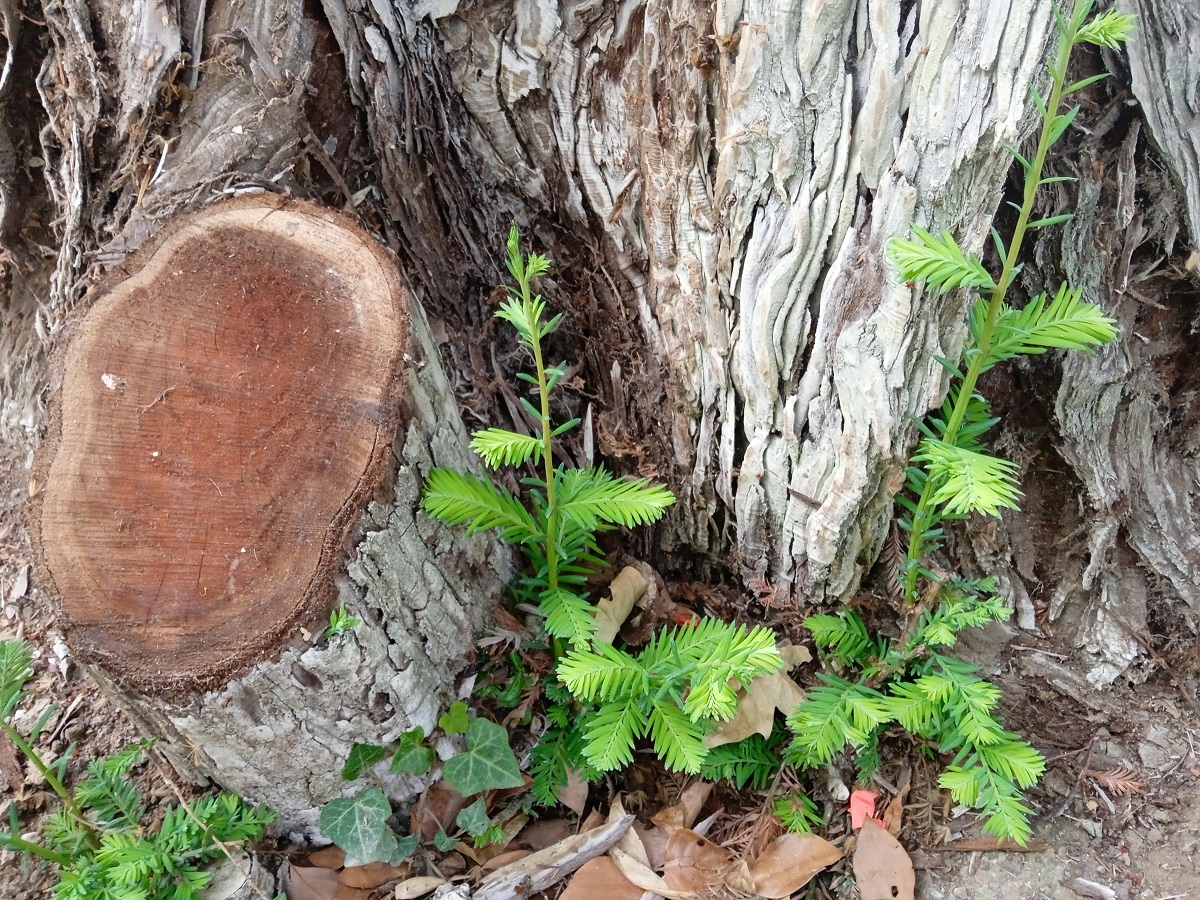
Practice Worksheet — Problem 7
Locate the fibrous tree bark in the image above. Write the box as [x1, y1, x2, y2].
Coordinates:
[2, 0, 1198, 828]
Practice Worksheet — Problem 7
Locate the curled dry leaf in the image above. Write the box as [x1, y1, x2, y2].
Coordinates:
[609, 846, 695, 900]
[853, 818, 915, 900]
[651, 782, 713, 835]
[703, 665, 808, 748]
[285, 863, 341, 900]
[559, 856, 644, 900]
[339, 860, 405, 889]
[662, 828, 752, 895]
[609, 795, 652, 866]
[307, 846, 347, 869]
[748, 832, 843, 899]
[393, 876, 446, 899]
[594, 566, 649, 643]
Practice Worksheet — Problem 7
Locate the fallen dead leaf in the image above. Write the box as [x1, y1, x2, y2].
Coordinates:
[335, 885, 371, 900]
[609, 846, 695, 899]
[394, 876, 446, 899]
[651, 782, 712, 835]
[579, 808, 606, 833]
[594, 566, 648, 643]
[636, 821, 670, 871]
[883, 786, 909, 837]
[559, 856, 644, 900]
[853, 818, 915, 900]
[520, 818, 572, 851]
[413, 781, 467, 842]
[560, 766, 590, 817]
[748, 832, 843, 899]
[704, 652, 808, 748]
[338, 861, 404, 889]
[609, 795, 652, 866]
[779, 644, 813, 668]
[286, 863, 341, 900]
[662, 828, 749, 895]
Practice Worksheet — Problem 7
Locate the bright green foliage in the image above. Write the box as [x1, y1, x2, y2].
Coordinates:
[699, 731, 784, 790]
[323, 603, 360, 639]
[454, 799, 505, 848]
[796, 0, 1131, 846]
[528, 682, 598, 805]
[887, 227, 996, 293]
[441, 717, 525, 797]
[439, 700, 470, 734]
[320, 787, 412, 867]
[559, 620, 781, 774]
[773, 792, 823, 834]
[422, 227, 675, 654]
[0, 638, 274, 899]
[390, 727, 435, 776]
[424, 231, 792, 781]
[341, 743, 386, 780]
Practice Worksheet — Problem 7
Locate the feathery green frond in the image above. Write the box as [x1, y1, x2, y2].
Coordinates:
[1074, 8, 1136, 48]
[647, 701, 708, 773]
[914, 439, 1022, 517]
[421, 469, 542, 543]
[785, 676, 889, 769]
[970, 283, 1118, 371]
[700, 732, 783, 790]
[556, 467, 676, 531]
[888, 226, 996, 293]
[804, 608, 882, 665]
[580, 703, 647, 772]
[558, 642, 643, 701]
[470, 428, 543, 469]
[0, 639, 33, 714]
[541, 587, 598, 648]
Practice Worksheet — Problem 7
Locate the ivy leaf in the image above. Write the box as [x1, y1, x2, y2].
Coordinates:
[433, 829, 458, 852]
[390, 728, 434, 776]
[442, 718, 524, 796]
[455, 798, 491, 838]
[439, 701, 469, 735]
[318, 788, 403, 866]
[341, 744, 386, 781]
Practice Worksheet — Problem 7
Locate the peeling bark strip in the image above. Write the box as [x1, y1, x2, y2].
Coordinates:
[33, 196, 410, 692]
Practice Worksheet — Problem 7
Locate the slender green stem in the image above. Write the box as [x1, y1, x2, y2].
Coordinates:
[904, 6, 1082, 604]
[0, 832, 75, 868]
[524, 283, 560, 593]
[1, 721, 99, 847]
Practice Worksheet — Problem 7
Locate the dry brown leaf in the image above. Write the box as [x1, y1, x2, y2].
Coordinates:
[779, 644, 813, 668]
[662, 828, 748, 894]
[594, 566, 649, 643]
[704, 668, 807, 748]
[609, 846, 695, 899]
[335, 885, 372, 900]
[338, 861, 404, 889]
[560, 766, 590, 817]
[413, 781, 467, 842]
[520, 818, 573, 850]
[579, 808, 606, 833]
[559, 856, 644, 900]
[748, 832, 843, 899]
[307, 846, 347, 869]
[393, 876, 446, 899]
[651, 782, 713, 835]
[286, 863, 341, 900]
[637, 821, 670, 871]
[1087, 766, 1146, 796]
[609, 795, 651, 866]
[853, 818, 915, 900]
[882, 787, 909, 837]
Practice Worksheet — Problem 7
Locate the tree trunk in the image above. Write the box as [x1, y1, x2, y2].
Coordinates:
[3, 0, 1198, 827]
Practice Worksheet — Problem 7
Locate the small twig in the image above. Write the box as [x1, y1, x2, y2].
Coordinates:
[148, 748, 276, 900]
[137, 385, 177, 414]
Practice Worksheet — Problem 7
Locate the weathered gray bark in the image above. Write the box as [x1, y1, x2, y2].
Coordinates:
[4, 0, 1199, 828]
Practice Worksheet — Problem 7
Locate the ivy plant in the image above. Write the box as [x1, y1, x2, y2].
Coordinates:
[784, 0, 1133, 845]
[318, 708, 522, 865]
[0, 639, 276, 900]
